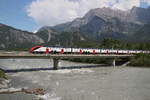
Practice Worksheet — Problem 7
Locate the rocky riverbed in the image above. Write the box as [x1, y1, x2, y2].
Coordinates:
[0, 71, 45, 100]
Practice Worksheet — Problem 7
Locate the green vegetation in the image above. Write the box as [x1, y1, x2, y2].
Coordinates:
[0, 70, 7, 79]
[98, 39, 150, 50]
[70, 38, 150, 66]
[129, 54, 150, 67]
[75, 38, 150, 50]
[6, 48, 29, 51]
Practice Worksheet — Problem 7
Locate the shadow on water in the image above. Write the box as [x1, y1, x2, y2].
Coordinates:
[3, 64, 110, 73]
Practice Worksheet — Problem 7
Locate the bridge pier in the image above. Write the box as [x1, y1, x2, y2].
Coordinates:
[53, 58, 59, 70]
[113, 58, 116, 67]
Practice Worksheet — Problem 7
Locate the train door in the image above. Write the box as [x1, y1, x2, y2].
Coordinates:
[46, 48, 49, 54]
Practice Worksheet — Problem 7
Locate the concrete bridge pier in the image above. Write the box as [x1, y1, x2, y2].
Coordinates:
[113, 58, 116, 67]
[53, 58, 59, 70]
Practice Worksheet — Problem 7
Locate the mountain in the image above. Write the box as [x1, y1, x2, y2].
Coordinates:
[36, 26, 60, 43]
[36, 27, 86, 47]
[1, 7, 149, 49]
[53, 7, 150, 30]
[38, 7, 150, 42]
[132, 24, 150, 42]
[130, 7, 150, 24]
[0, 23, 44, 49]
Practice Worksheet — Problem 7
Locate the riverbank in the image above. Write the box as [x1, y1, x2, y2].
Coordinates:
[0, 69, 45, 100]
[129, 54, 150, 67]
[0, 88, 45, 95]
[0, 70, 9, 89]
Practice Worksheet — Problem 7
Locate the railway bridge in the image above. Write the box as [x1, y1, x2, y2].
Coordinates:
[0, 51, 134, 70]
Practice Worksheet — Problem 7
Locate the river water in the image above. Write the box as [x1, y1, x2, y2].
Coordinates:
[0, 59, 150, 100]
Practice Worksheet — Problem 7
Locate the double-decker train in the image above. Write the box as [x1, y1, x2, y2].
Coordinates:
[29, 46, 150, 54]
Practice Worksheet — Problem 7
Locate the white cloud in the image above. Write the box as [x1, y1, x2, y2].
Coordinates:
[26, 0, 150, 27]
[112, 0, 140, 10]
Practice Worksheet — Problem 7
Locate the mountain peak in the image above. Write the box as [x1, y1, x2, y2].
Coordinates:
[37, 6, 150, 44]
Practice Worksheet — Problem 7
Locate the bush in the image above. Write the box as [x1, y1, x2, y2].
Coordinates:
[0, 70, 7, 79]
[130, 53, 150, 67]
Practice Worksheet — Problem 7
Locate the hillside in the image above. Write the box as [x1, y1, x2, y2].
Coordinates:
[0, 23, 44, 49]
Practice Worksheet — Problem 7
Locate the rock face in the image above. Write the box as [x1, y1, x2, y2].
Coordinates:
[36, 28, 86, 47]
[36, 26, 60, 43]
[132, 24, 150, 42]
[38, 7, 150, 42]
[0, 23, 44, 49]
[53, 7, 150, 31]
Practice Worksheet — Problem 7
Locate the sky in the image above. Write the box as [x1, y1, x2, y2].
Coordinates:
[0, 0, 150, 32]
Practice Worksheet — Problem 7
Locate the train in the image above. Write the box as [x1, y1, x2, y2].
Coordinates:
[29, 46, 150, 54]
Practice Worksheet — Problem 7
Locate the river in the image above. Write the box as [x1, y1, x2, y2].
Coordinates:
[0, 59, 150, 100]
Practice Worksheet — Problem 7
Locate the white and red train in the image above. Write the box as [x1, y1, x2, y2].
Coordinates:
[29, 46, 150, 54]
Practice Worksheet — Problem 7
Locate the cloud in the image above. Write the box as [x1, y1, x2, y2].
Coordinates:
[112, 0, 140, 10]
[26, 0, 108, 26]
[26, 0, 150, 26]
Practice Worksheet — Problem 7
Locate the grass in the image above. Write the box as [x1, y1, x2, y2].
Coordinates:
[0, 70, 7, 79]
[129, 53, 150, 67]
